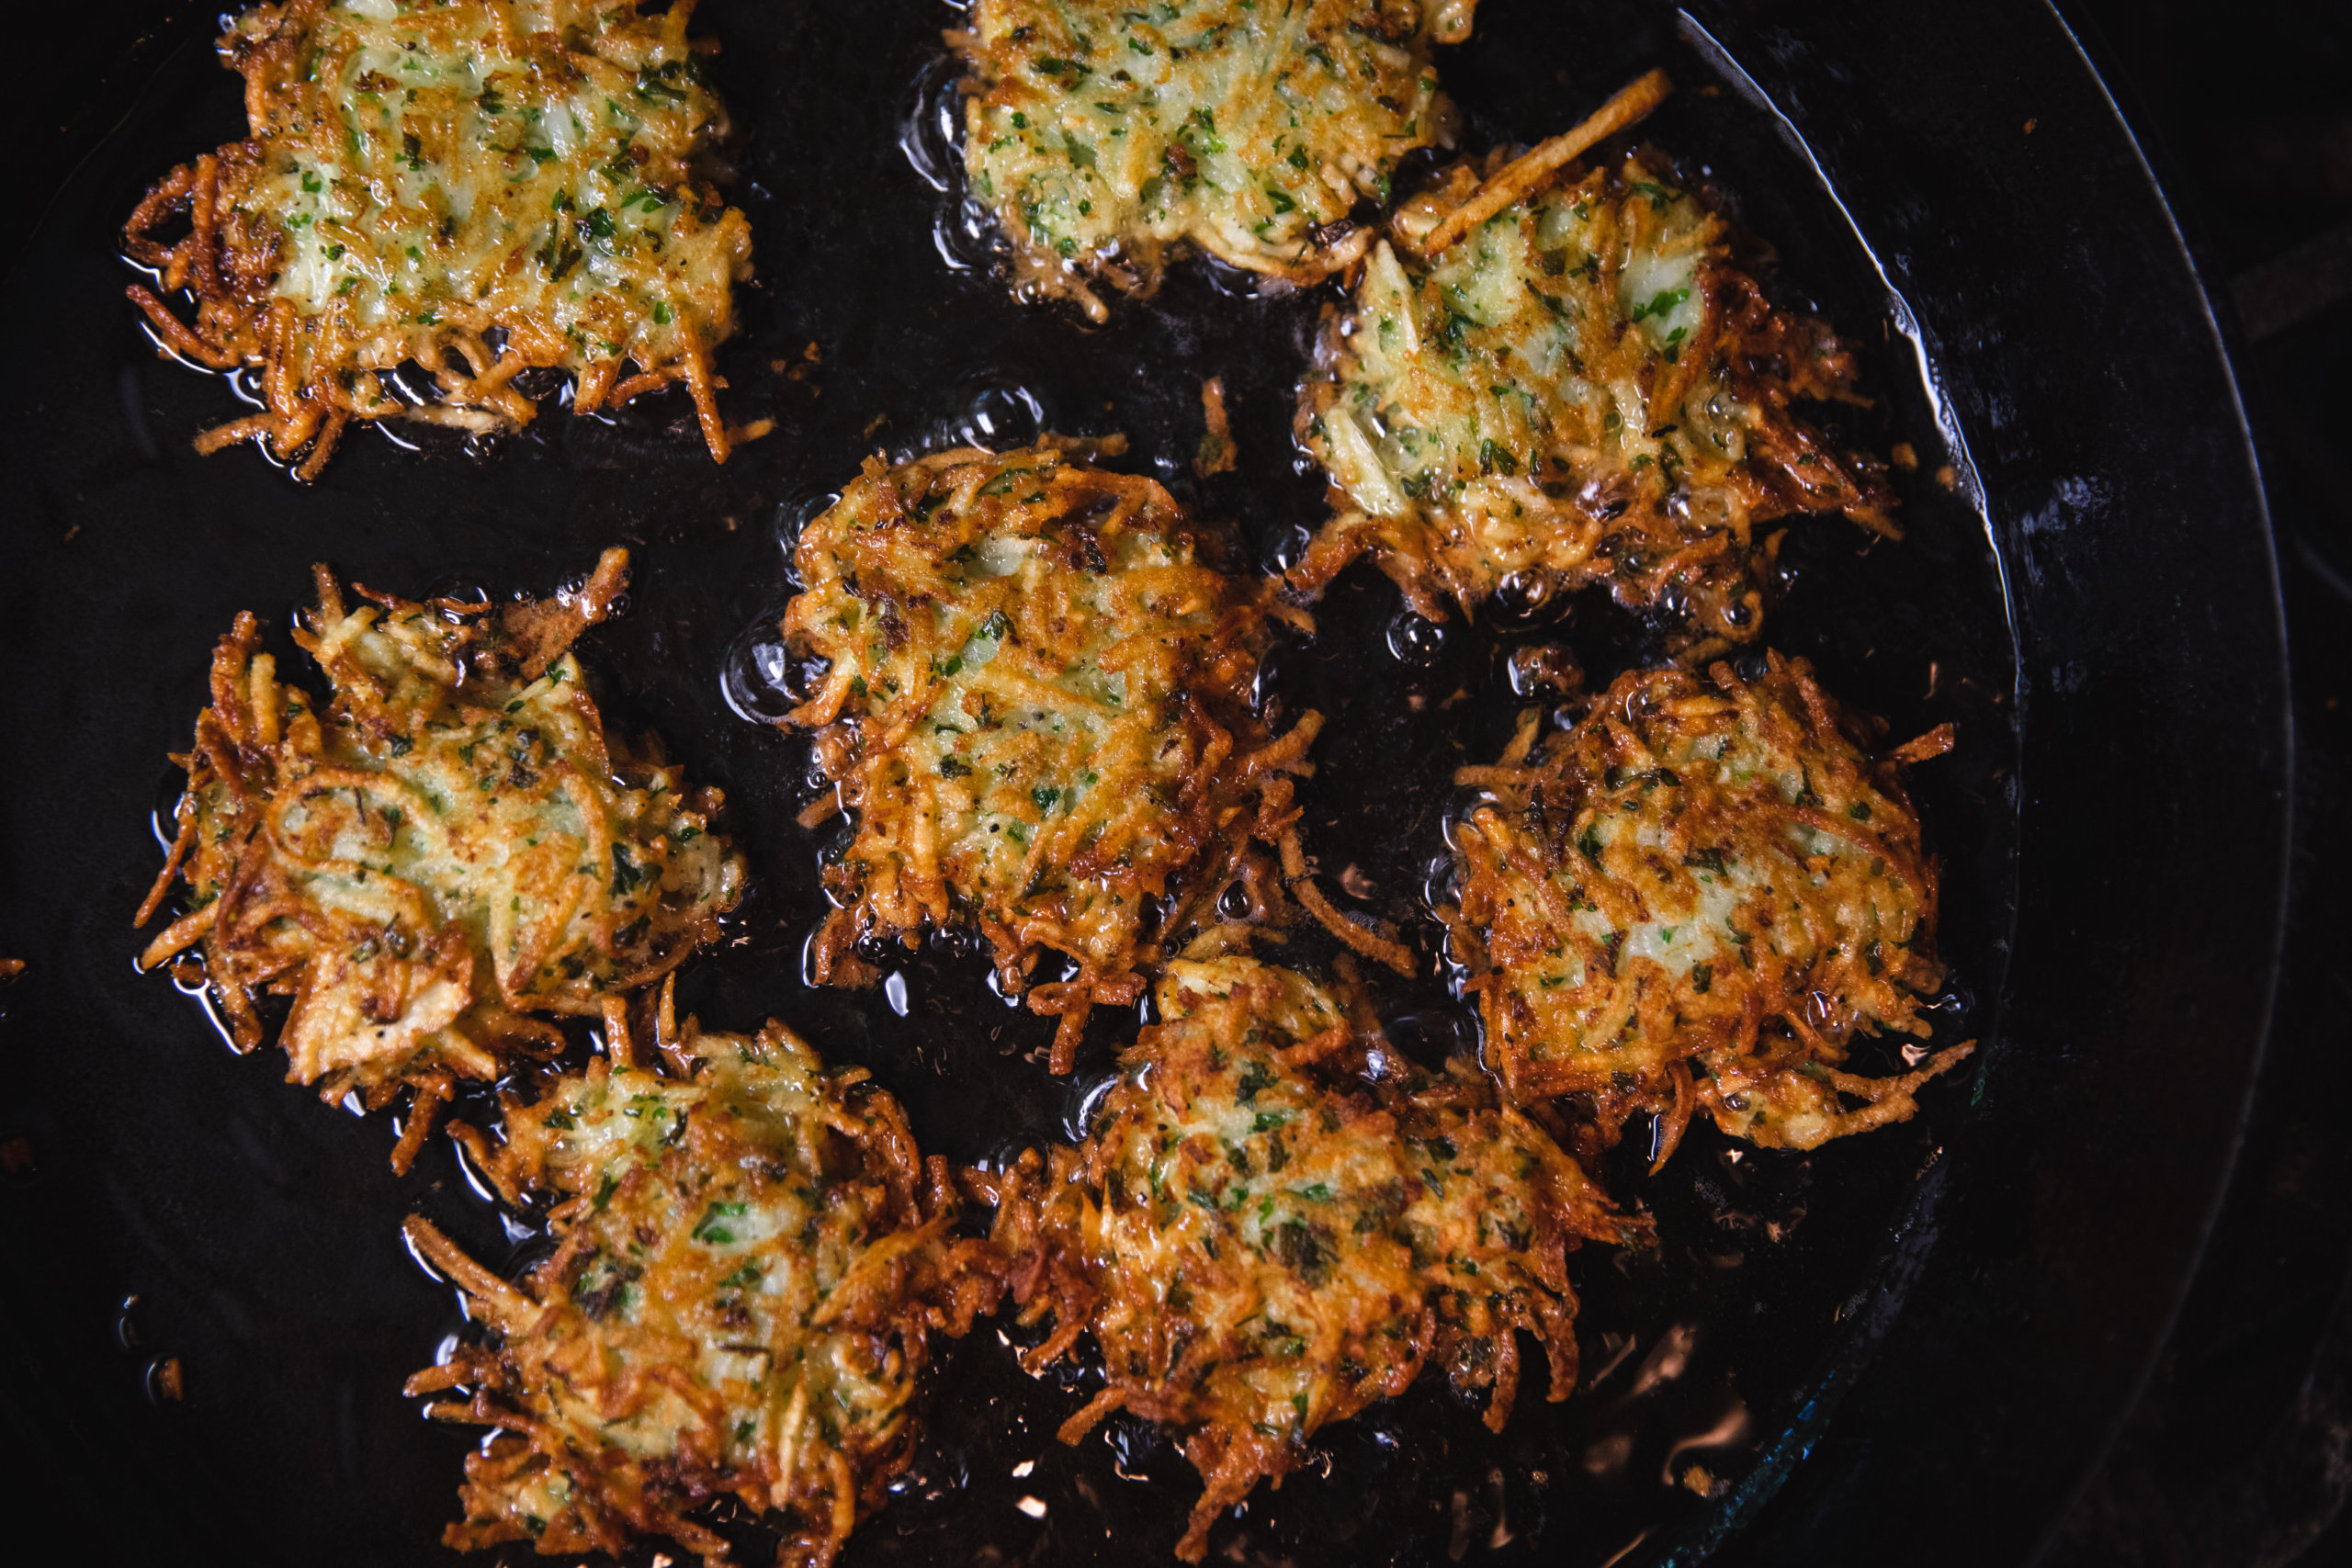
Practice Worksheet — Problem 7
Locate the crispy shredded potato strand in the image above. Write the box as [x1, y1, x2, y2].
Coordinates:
[123, 0, 752, 473]
[955, 0, 1476, 320]
[1295, 152, 1893, 639]
[988, 957, 1638, 1561]
[1447, 655, 1970, 1154]
[785, 446, 1316, 1070]
[1419, 70, 1673, 258]
[408, 1022, 1002, 1567]
[137, 550, 744, 1147]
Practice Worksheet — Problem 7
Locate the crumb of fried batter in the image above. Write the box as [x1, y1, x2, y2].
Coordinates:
[782, 446, 1317, 1072]
[405, 1020, 1003, 1568]
[954, 0, 1476, 320]
[123, 0, 752, 476]
[985, 955, 1640, 1562]
[1293, 152, 1894, 643]
[136, 549, 744, 1168]
[1194, 376, 1237, 477]
[1443, 654, 1971, 1159]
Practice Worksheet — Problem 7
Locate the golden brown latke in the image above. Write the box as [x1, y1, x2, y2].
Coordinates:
[136, 550, 743, 1171]
[983, 954, 1639, 1561]
[124, 0, 753, 477]
[405, 1018, 1001, 1568]
[1442, 656, 1971, 1159]
[1294, 147, 1894, 642]
[954, 0, 1476, 321]
[782, 446, 1322, 1071]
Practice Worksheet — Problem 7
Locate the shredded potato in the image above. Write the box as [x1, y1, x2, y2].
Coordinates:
[783, 446, 1317, 1071]
[136, 549, 743, 1169]
[123, 0, 752, 477]
[985, 956, 1639, 1561]
[1443, 656, 1970, 1159]
[954, 0, 1476, 321]
[405, 1020, 1001, 1567]
[1294, 152, 1893, 640]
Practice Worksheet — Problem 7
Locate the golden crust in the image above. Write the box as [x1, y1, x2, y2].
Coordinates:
[954, 0, 1476, 321]
[1293, 152, 1894, 642]
[135, 550, 744, 1168]
[404, 1021, 1003, 1568]
[983, 956, 1638, 1561]
[123, 0, 752, 476]
[782, 446, 1317, 1071]
[1443, 656, 1971, 1157]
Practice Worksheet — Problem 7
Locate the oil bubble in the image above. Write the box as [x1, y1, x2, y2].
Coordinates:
[1261, 520, 1314, 577]
[1440, 784, 1502, 852]
[143, 1356, 187, 1406]
[1507, 643, 1583, 698]
[1382, 1008, 1476, 1066]
[1064, 1066, 1123, 1144]
[1385, 610, 1447, 668]
[425, 577, 492, 618]
[1421, 851, 1462, 911]
[1490, 570, 1563, 625]
[719, 616, 804, 726]
[959, 382, 1046, 448]
[897, 379, 1050, 462]
[925, 924, 984, 963]
[898, 52, 965, 195]
[933, 196, 1001, 276]
[774, 489, 840, 565]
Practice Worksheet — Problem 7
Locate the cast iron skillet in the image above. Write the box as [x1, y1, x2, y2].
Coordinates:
[0, 2, 2289, 1565]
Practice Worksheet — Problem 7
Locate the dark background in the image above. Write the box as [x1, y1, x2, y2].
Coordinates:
[2035, 2, 2352, 1565]
[0, 2, 2344, 1564]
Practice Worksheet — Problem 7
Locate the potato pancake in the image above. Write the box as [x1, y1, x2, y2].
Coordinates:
[124, 0, 753, 478]
[953, 0, 1477, 320]
[984, 955, 1637, 1561]
[1444, 656, 1971, 1157]
[136, 550, 743, 1169]
[783, 446, 1317, 1071]
[1294, 151, 1894, 641]
[405, 1020, 999, 1567]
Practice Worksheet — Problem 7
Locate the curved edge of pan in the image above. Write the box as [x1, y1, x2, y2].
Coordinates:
[1668, 3, 2293, 1564]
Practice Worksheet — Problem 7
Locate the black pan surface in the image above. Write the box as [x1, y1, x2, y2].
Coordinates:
[0, 3, 2288, 1565]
